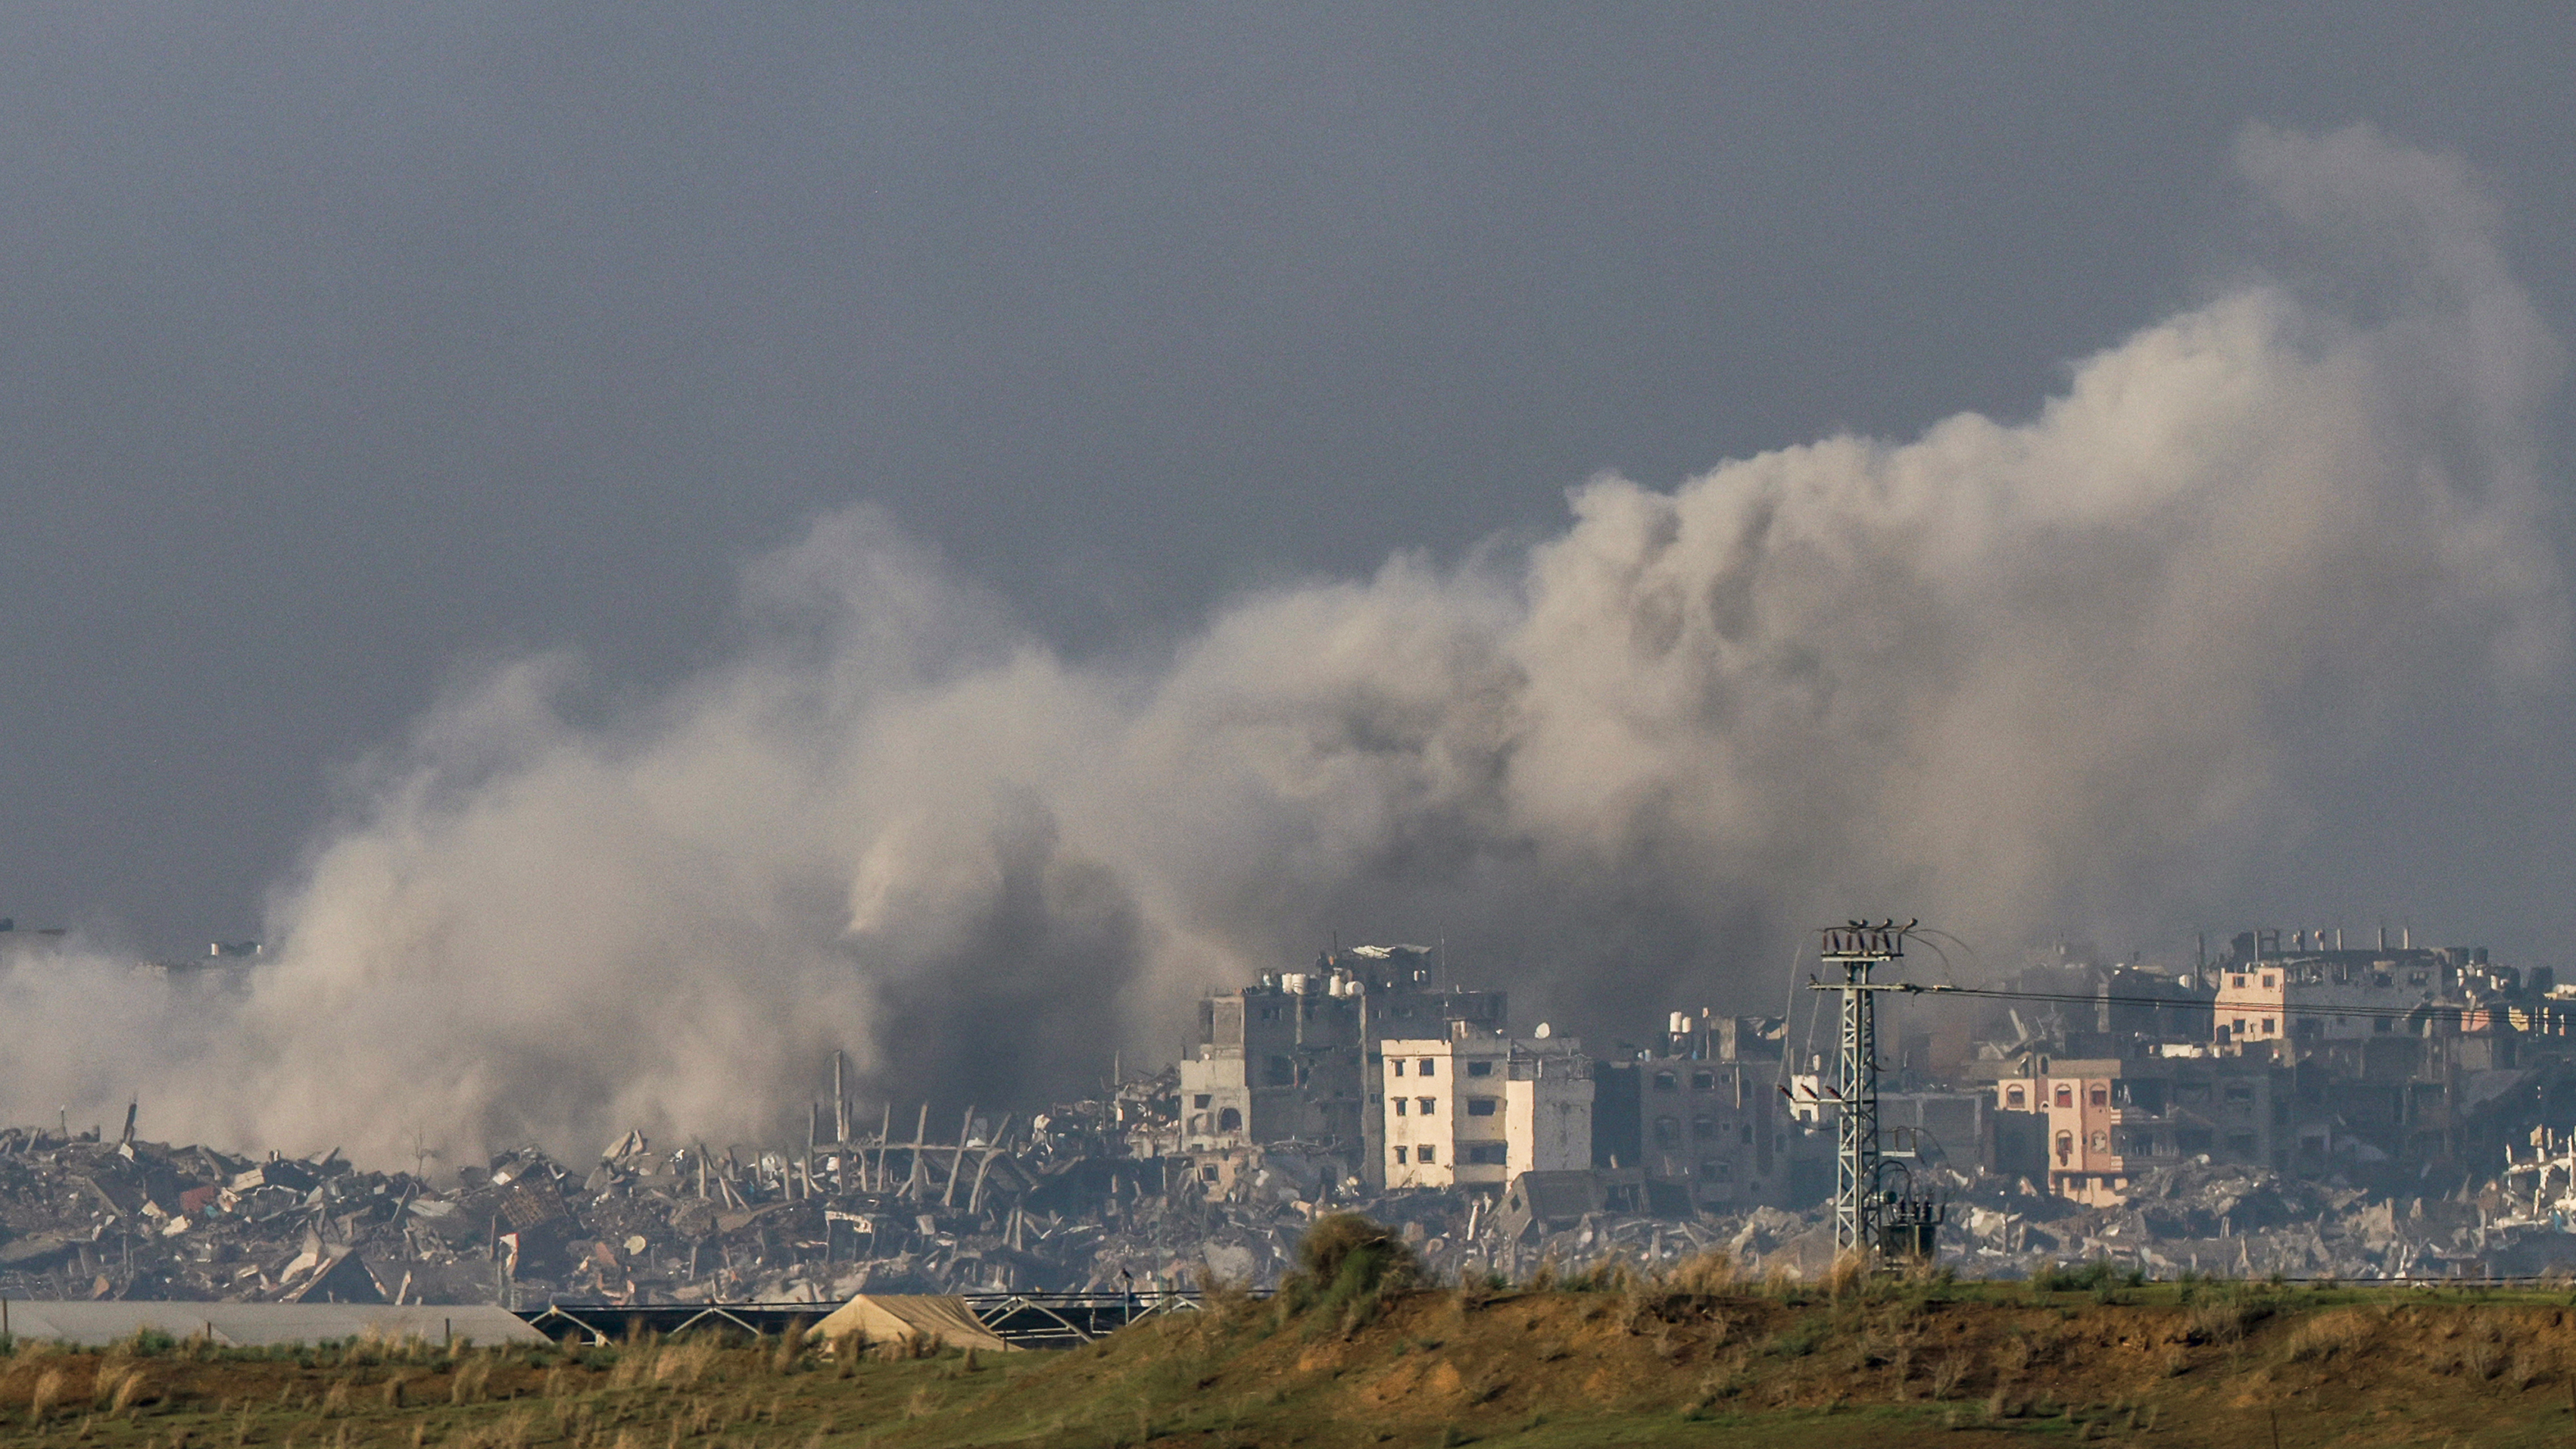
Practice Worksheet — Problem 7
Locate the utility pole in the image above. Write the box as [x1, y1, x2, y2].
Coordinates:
[1809, 920, 1923, 1259]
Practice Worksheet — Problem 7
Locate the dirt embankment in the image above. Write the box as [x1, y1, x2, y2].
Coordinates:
[2, 1286, 2575, 1447]
[928, 1283, 2576, 1447]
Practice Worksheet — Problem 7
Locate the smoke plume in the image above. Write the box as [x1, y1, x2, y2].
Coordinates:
[4, 125, 2562, 1166]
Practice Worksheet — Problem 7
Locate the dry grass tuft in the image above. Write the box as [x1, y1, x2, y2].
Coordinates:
[1823, 1251, 1869, 1299]
[1666, 1251, 1739, 1295]
[770, 1321, 809, 1374]
[653, 1339, 720, 1385]
[2187, 1298, 2267, 1347]
[609, 1346, 651, 1390]
[29, 1366, 67, 1423]
[1199, 1260, 1265, 1326]
[106, 1363, 156, 1416]
[451, 1353, 494, 1404]
[358, 1321, 430, 1363]
[2283, 1307, 2372, 1363]
[1579, 1259, 1640, 1296]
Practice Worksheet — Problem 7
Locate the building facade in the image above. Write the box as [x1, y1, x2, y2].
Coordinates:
[2212, 932, 2513, 1050]
[1598, 1054, 1797, 1210]
[1993, 1052, 2276, 1207]
[1177, 945, 1509, 1185]
[1380, 1032, 1592, 1191]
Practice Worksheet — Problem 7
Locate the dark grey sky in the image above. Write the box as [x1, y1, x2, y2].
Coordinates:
[4, 5, 2572, 954]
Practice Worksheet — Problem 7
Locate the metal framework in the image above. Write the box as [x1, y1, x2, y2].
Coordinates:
[1808, 920, 1944, 1260]
[513, 1289, 1230, 1350]
[956, 1289, 1208, 1347]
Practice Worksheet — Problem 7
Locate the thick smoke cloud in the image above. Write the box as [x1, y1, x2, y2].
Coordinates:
[5, 126, 2563, 1166]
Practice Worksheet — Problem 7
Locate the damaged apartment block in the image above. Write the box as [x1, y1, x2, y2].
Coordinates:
[27, 920, 2576, 1307]
[1177, 944, 1506, 1188]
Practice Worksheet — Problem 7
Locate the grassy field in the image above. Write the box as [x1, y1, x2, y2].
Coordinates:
[11, 1273, 2576, 1447]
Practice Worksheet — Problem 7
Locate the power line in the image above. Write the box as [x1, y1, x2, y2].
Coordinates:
[1863, 982, 2552, 1029]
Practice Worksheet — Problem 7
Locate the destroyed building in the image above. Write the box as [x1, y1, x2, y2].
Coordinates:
[1177, 944, 1508, 1185]
[2213, 930, 2529, 1049]
[1592, 1013, 1813, 1213]
[1981, 1051, 2278, 1208]
[18, 917, 2576, 1306]
[1969, 927, 2576, 1210]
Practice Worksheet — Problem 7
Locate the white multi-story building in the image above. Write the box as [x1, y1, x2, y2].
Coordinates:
[1380, 1031, 1592, 1190]
[1175, 949, 1511, 1185]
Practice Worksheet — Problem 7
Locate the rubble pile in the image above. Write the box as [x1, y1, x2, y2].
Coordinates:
[1918, 1160, 2576, 1282]
[0, 1127, 458, 1304]
[0, 1111, 1380, 1306]
[15, 1096, 2576, 1307]
[1267, 1159, 2576, 1288]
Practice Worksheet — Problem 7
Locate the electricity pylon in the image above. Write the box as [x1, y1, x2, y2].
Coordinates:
[1810, 919, 1921, 1257]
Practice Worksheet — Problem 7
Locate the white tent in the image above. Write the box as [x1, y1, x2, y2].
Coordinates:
[810, 1294, 1012, 1354]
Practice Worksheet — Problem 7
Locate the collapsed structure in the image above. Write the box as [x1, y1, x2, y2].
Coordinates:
[1960, 931, 2576, 1208]
[9, 924, 2576, 1304]
[1176, 945, 1508, 1185]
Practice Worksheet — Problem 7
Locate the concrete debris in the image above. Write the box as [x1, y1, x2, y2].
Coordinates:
[1892, 1156, 2576, 1282]
[0, 1110, 1410, 1306]
[7, 1106, 2576, 1306]
[22, 925, 2576, 1304]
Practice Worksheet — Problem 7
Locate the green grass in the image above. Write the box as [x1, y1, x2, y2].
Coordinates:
[7, 1277, 2576, 1447]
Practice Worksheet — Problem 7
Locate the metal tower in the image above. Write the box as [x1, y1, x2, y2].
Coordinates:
[1812, 920, 1915, 1257]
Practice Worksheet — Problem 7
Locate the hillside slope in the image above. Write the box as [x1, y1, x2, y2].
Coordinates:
[876, 1278, 2576, 1447]
[5, 1279, 2576, 1447]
